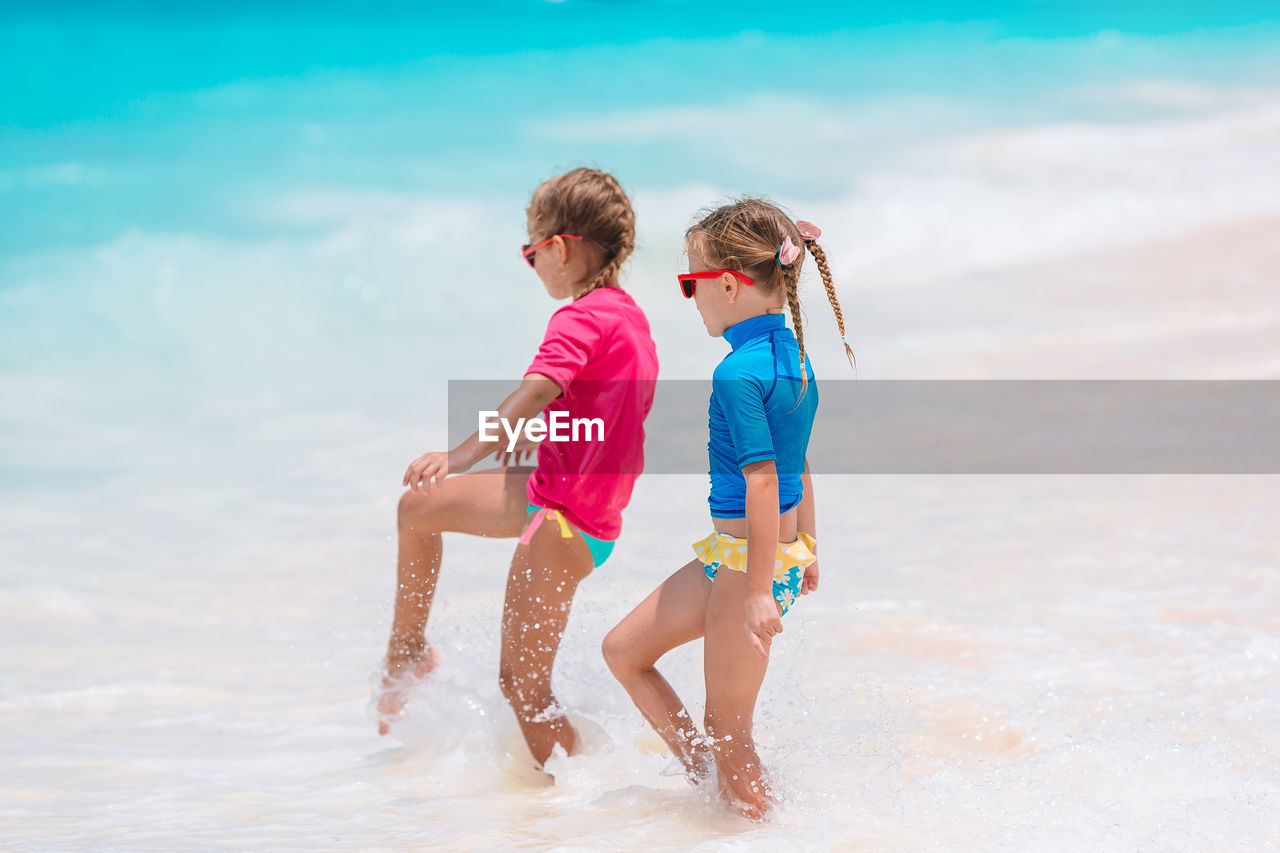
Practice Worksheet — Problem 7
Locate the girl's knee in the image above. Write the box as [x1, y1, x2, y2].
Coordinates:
[600, 627, 631, 673]
[397, 489, 438, 532]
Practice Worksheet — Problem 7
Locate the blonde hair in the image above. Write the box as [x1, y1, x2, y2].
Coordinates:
[527, 168, 636, 298]
[686, 197, 855, 397]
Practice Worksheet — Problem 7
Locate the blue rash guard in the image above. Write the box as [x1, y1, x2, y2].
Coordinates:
[707, 312, 818, 518]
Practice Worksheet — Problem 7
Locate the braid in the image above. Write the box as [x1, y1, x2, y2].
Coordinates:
[782, 263, 809, 404]
[806, 240, 856, 373]
[581, 172, 635, 296]
[583, 171, 633, 298]
[582, 257, 619, 296]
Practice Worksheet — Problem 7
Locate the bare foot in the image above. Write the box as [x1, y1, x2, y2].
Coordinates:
[375, 646, 439, 735]
[719, 778, 774, 822]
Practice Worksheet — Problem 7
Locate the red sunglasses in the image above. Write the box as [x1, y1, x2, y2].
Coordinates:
[677, 269, 756, 299]
[521, 234, 583, 268]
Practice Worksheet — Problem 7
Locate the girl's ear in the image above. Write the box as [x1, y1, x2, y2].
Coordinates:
[542, 234, 568, 267]
[720, 271, 738, 303]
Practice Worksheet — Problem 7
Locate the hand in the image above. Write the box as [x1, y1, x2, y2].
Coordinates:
[492, 431, 538, 467]
[744, 593, 783, 660]
[494, 446, 536, 467]
[801, 559, 819, 595]
[403, 448, 473, 494]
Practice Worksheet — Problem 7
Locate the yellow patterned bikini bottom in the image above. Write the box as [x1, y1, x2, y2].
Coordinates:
[692, 531, 817, 616]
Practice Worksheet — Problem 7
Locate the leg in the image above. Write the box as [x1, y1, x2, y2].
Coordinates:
[387, 465, 533, 670]
[378, 466, 532, 734]
[498, 513, 595, 766]
[601, 560, 714, 779]
[703, 567, 775, 820]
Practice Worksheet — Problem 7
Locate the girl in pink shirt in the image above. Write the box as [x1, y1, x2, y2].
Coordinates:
[376, 169, 659, 767]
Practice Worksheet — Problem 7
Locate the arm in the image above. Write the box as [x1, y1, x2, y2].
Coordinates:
[797, 458, 819, 594]
[796, 458, 816, 541]
[403, 373, 562, 493]
[742, 459, 784, 659]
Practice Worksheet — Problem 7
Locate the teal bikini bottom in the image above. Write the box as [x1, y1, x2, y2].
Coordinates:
[522, 502, 615, 568]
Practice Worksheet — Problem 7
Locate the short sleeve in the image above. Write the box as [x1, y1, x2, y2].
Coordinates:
[712, 368, 776, 469]
[526, 305, 602, 392]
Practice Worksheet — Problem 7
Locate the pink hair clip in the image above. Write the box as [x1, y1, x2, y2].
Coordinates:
[777, 235, 801, 266]
[795, 220, 822, 243]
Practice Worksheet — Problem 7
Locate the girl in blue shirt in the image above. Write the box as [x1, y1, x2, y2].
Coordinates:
[604, 198, 854, 820]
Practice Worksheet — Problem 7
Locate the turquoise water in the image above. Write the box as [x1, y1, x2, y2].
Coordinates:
[3, 5, 1279, 253]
